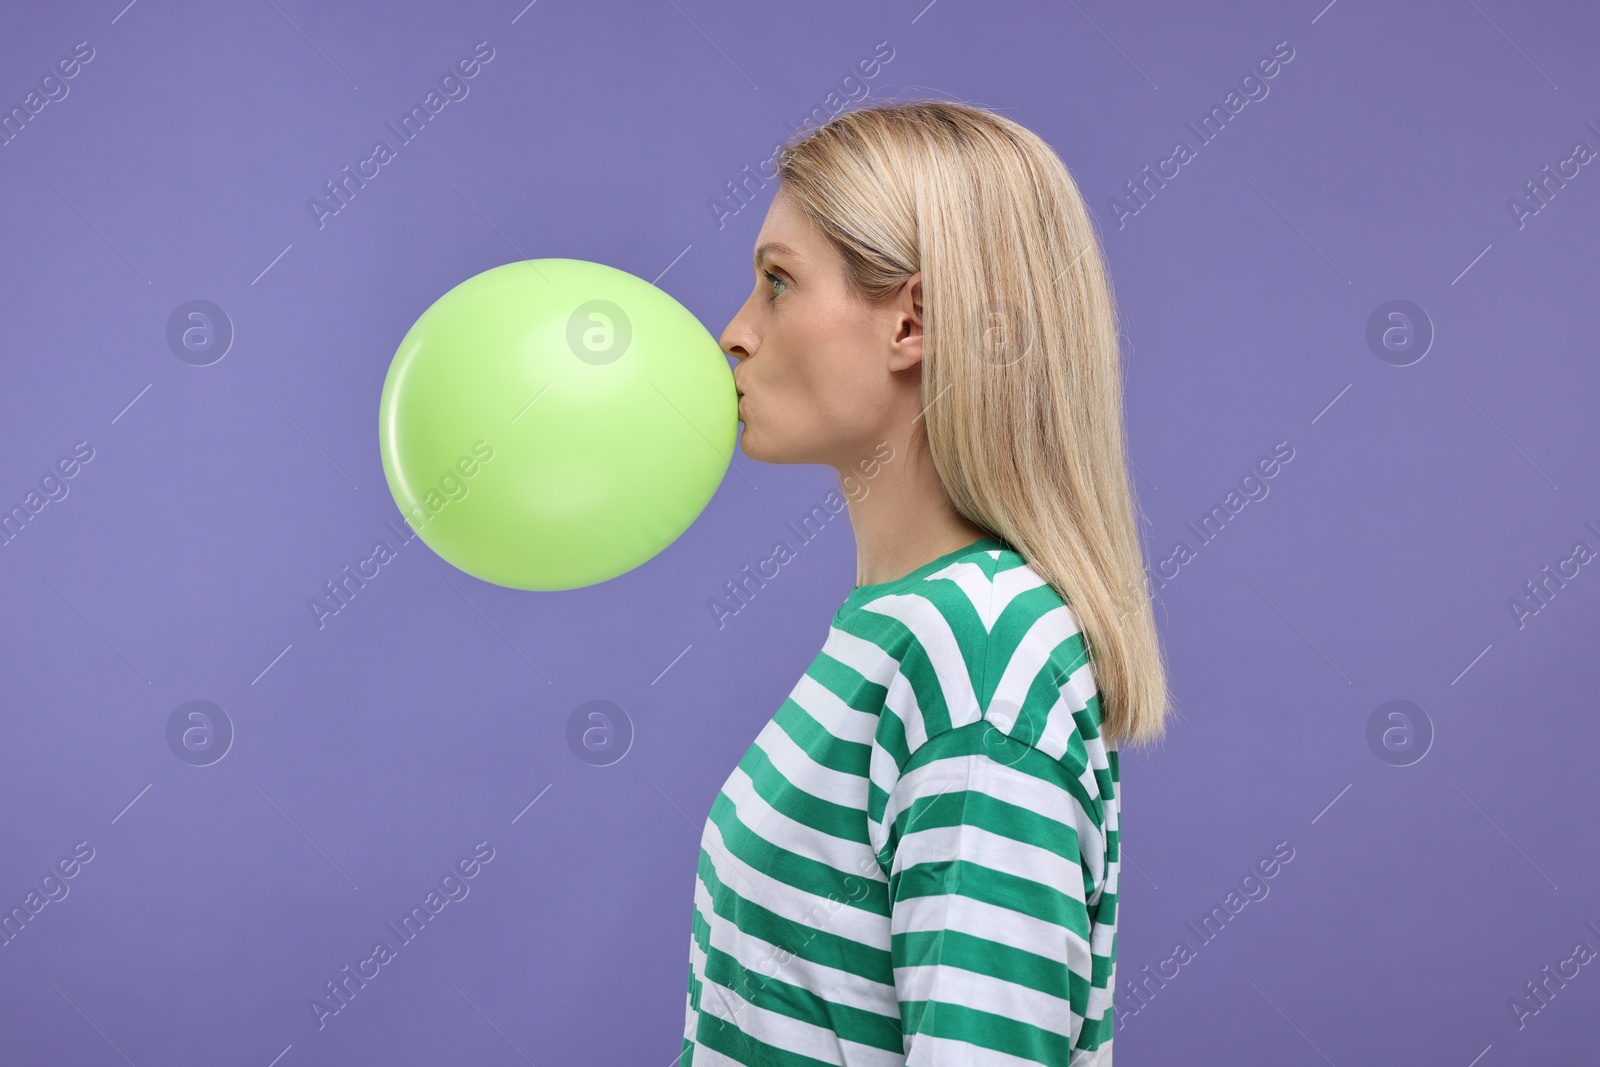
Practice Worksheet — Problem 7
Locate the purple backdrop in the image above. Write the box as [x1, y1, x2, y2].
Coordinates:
[1, 0, 1596, 1064]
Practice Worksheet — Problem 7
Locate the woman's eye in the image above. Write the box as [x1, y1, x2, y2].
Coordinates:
[764, 270, 788, 298]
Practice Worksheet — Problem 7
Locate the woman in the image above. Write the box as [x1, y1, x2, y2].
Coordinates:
[684, 100, 1170, 1066]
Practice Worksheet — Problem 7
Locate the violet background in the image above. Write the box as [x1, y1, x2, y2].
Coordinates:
[1, 0, 1597, 1064]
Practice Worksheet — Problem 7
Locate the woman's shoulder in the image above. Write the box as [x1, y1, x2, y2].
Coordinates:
[836, 535, 1027, 613]
[832, 538, 1109, 769]
[838, 540, 1091, 675]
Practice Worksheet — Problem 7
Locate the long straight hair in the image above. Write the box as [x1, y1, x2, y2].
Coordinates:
[776, 99, 1171, 749]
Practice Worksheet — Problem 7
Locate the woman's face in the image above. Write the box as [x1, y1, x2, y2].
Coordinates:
[719, 185, 921, 468]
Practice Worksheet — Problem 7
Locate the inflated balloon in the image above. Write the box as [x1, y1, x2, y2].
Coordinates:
[378, 258, 735, 590]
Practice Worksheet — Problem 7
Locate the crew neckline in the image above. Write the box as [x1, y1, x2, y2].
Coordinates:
[835, 534, 1010, 620]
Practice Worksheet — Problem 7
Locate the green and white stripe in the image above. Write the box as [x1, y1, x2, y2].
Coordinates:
[683, 536, 1120, 1065]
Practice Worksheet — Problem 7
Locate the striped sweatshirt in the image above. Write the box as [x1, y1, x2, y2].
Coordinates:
[682, 534, 1120, 1065]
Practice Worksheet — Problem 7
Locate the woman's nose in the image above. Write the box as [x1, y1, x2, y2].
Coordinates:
[720, 321, 754, 363]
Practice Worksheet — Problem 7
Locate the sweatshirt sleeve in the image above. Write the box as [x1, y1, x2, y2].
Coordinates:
[881, 719, 1117, 1064]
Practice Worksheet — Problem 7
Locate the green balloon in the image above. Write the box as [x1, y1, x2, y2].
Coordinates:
[377, 258, 735, 590]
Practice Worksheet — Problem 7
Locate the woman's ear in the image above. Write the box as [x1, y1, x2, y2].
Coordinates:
[888, 271, 924, 372]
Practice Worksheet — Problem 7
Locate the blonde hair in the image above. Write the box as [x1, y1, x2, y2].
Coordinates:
[776, 99, 1172, 749]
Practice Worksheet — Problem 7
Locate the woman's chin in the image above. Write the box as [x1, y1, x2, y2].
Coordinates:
[737, 424, 778, 463]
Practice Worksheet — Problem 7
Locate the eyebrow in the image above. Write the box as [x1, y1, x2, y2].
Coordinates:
[752, 241, 801, 275]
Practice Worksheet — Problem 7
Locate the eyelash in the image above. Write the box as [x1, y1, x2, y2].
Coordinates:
[763, 270, 788, 298]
